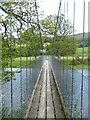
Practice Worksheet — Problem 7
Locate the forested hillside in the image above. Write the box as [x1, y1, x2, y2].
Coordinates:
[74, 33, 88, 47]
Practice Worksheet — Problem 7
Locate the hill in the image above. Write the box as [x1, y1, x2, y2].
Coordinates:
[74, 33, 88, 47]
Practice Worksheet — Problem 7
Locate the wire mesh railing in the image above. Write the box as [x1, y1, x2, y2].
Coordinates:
[0, 0, 45, 118]
[1, 56, 45, 118]
[49, 0, 88, 118]
[49, 56, 88, 118]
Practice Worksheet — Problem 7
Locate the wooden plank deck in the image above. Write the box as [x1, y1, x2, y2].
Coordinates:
[25, 60, 66, 119]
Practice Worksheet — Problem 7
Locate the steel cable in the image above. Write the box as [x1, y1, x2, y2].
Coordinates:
[65, 0, 68, 94]
[34, 0, 43, 50]
[26, 2, 29, 102]
[19, 2, 23, 118]
[81, 0, 85, 118]
[9, 2, 13, 118]
[71, 0, 75, 117]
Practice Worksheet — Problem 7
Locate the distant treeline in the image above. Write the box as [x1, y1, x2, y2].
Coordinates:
[74, 33, 88, 48]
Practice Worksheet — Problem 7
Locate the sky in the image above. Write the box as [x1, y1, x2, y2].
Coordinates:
[38, 0, 90, 34]
[0, 0, 89, 34]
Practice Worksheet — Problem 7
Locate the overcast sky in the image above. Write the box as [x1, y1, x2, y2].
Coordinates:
[38, 0, 90, 34]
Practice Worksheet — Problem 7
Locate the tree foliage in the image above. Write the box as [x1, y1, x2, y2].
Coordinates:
[1, 0, 42, 68]
[48, 36, 78, 56]
[40, 14, 73, 36]
[40, 14, 78, 57]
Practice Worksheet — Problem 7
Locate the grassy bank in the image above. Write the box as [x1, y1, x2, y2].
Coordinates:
[55, 47, 88, 69]
[75, 47, 88, 56]
[8, 56, 40, 68]
[60, 56, 88, 69]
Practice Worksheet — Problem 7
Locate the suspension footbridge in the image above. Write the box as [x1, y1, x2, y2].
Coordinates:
[0, 0, 88, 119]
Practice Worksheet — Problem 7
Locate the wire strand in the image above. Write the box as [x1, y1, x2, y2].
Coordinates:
[9, 2, 13, 118]
[81, 0, 85, 118]
[34, 0, 43, 50]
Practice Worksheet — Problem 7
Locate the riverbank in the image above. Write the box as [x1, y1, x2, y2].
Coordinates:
[55, 56, 88, 69]
[8, 56, 40, 68]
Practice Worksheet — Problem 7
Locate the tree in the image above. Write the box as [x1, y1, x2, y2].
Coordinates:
[0, 0, 41, 63]
[21, 27, 43, 58]
[40, 14, 73, 36]
[40, 14, 78, 58]
[48, 36, 78, 57]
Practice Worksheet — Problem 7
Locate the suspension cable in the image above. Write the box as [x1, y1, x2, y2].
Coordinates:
[53, 0, 62, 58]
[71, 0, 75, 117]
[29, 3, 36, 96]
[81, 0, 85, 118]
[28, 3, 32, 98]
[55, 0, 62, 34]
[34, 0, 43, 50]
[66, 0, 69, 67]
[9, 2, 13, 118]
[65, 0, 68, 92]
[62, 0, 66, 95]
[19, 2, 23, 117]
[25, 2, 29, 101]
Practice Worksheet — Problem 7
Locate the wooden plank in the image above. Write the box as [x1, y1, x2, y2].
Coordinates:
[28, 70, 44, 118]
[37, 69, 46, 118]
[50, 73, 65, 118]
[49, 63, 67, 118]
[49, 61, 68, 118]
[25, 65, 44, 118]
[46, 63, 55, 118]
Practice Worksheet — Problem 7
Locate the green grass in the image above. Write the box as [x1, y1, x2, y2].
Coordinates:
[8, 56, 40, 68]
[60, 56, 88, 69]
[64, 47, 88, 69]
[55, 47, 88, 69]
[75, 47, 88, 56]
